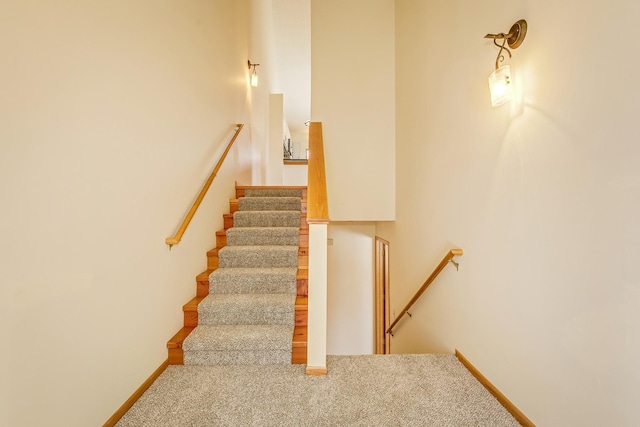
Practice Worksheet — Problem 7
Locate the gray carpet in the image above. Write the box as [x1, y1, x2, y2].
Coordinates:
[116, 354, 520, 426]
[182, 189, 301, 366]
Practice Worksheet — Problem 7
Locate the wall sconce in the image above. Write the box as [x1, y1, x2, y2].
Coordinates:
[248, 60, 260, 87]
[484, 19, 527, 107]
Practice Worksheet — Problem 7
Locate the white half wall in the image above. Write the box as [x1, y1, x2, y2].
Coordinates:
[327, 223, 375, 355]
[311, 0, 396, 221]
[283, 164, 308, 186]
[267, 93, 284, 185]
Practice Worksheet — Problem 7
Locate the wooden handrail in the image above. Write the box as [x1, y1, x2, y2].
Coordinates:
[386, 249, 463, 334]
[165, 124, 244, 248]
[307, 122, 329, 223]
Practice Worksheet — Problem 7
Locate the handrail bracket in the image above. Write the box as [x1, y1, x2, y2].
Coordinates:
[449, 258, 459, 271]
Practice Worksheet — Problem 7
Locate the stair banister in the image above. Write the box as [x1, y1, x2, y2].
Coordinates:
[386, 249, 463, 335]
[306, 122, 330, 375]
[165, 124, 244, 248]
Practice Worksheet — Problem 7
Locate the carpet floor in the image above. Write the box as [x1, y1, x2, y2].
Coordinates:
[116, 354, 520, 426]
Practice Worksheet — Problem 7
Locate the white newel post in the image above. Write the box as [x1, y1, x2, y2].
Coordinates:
[306, 222, 328, 374]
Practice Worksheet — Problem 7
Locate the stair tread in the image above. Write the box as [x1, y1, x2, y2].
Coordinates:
[232, 210, 302, 228]
[226, 226, 300, 246]
[183, 324, 294, 351]
[209, 267, 297, 295]
[217, 228, 308, 236]
[238, 197, 302, 212]
[218, 245, 299, 269]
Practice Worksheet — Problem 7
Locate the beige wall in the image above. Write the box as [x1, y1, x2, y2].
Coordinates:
[378, 0, 640, 425]
[267, 93, 284, 185]
[248, 0, 281, 185]
[311, 0, 396, 221]
[0, 1, 250, 425]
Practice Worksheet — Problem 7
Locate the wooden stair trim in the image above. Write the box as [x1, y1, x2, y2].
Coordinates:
[183, 296, 204, 327]
[167, 327, 195, 365]
[102, 359, 169, 426]
[455, 350, 535, 427]
[305, 366, 328, 376]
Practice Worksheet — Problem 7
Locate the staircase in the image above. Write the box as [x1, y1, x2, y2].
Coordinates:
[167, 185, 308, 365]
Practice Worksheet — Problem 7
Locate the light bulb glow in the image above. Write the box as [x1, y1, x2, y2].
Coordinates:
[488, 65, 512, 107]
[250, 69, 258, 87]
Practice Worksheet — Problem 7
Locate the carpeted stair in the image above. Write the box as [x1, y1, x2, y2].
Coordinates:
[182, 189, 302, 365]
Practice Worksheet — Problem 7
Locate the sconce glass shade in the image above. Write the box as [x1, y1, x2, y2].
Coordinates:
[250, 69, 258, 87]
[488, 65, 512, 107]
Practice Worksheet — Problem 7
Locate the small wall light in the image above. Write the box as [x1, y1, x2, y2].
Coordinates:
[248, 60, 260, 87]
[484, 19, 527, 107]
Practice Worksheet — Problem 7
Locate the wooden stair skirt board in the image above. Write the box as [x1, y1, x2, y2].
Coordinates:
[455, 350, 535, 427]
[167, 185, 308, 366]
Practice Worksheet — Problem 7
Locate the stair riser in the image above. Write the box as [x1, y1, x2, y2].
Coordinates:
[230, 200, 307, 214]
[292, 325, 307, 364]
[297, 277, 308, 296]
[236, 187, 307, 199]
[197, 275, 211, 297]
[184, 350, 292, 366]
[218, 255, 299, 269]
[295, 307, 307, 326]
[168, 348, 183, 365]
[292, 346, 307, 364]
[184, 311, 198, 328]
[226, 234, 299, 247]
